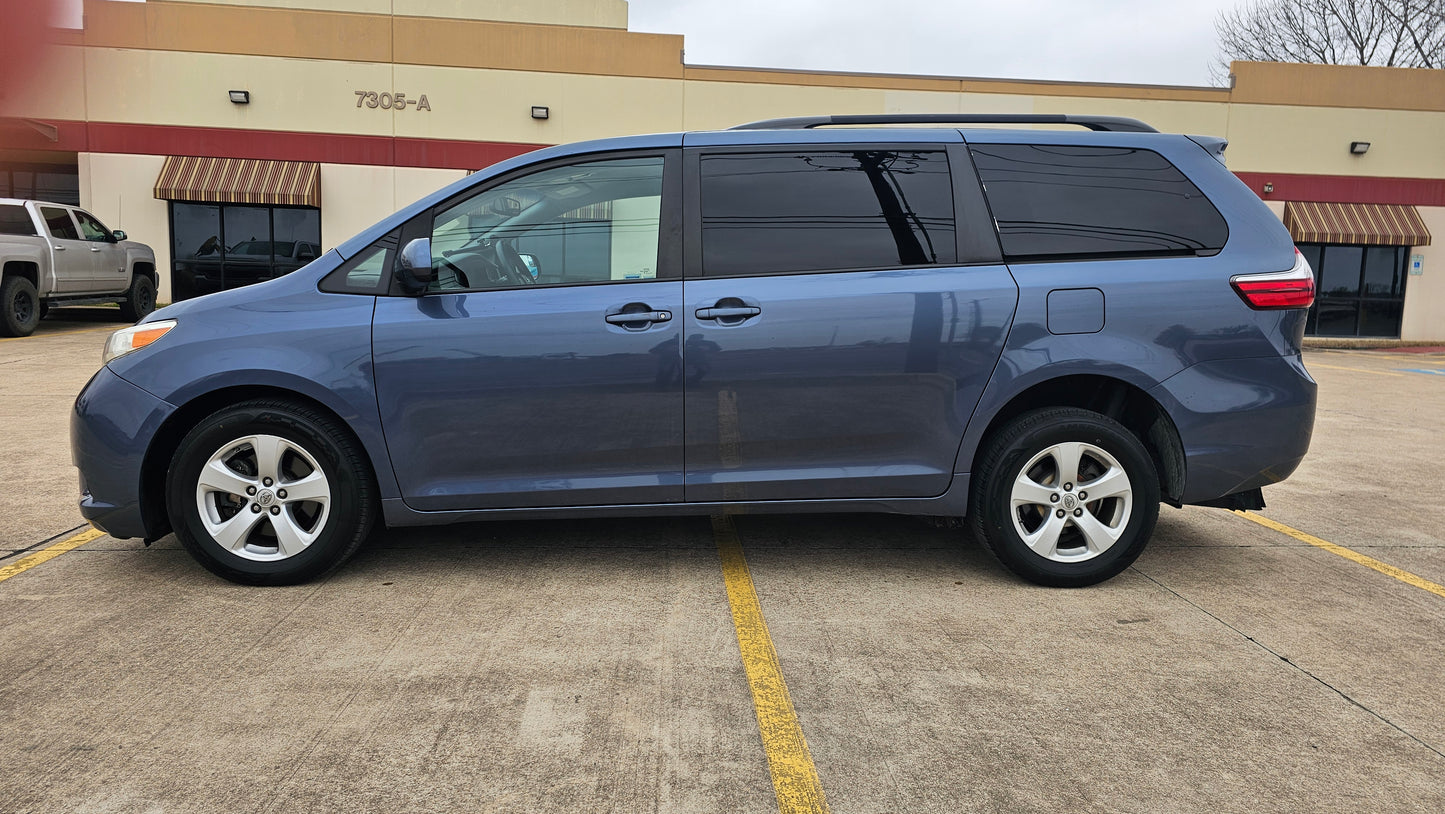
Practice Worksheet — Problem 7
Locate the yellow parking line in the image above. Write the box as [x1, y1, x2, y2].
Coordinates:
[1307, 363, 1404, 377]
[1237, 512, 1445, 600]
[713, 515, 831, 814]
[0, 527, 107, 583]
[0, 326, 113, 343]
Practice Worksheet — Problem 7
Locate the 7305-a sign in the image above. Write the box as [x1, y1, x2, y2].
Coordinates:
[355, 91, 431, 111]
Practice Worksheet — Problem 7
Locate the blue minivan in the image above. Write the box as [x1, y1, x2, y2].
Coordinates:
[72, 114, 1317, 587]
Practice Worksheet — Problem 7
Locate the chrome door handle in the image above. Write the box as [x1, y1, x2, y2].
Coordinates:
[90, 246, 103, 252]
[695, 306, 760, 320]
[52, 245, 65, 250]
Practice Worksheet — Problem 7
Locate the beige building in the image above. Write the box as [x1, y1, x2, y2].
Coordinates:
[1, 0, 1441, 338]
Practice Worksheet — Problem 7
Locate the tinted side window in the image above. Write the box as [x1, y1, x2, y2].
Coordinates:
[971, 144, 1227, 260]
[700, 150, 956, 277]
[40, 207, 79, 240]
[0, 205, 35, 236]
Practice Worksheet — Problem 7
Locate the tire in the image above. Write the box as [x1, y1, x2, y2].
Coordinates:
[0, 275, 41, 337]
[166, 399, 377, 585]
[970, 407, 1160, 587]
[118, 274, 156, 322]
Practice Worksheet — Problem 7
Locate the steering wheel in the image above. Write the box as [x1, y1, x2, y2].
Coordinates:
[493, 238, 535, 286]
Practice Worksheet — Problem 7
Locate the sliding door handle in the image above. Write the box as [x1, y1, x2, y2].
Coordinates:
[695, 306, 761, 321]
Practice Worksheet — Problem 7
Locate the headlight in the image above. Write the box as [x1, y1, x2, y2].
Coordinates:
[103, 320, 177, 365]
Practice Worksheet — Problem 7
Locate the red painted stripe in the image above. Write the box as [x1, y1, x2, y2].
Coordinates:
[1235, 171, 1445, 207]
[7, 118, 1445, 204]
[1, 118, 549, 171]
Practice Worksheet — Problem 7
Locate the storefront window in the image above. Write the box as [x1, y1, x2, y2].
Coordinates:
[1299, 243, 1409, 338]
[0, 163, 80, 205]
[170, 202, 322, 301]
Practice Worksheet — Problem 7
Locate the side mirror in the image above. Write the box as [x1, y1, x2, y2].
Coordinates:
[517, 252, 540, 280]
[112, 230, 127, 241]
[396, 237, 434, 295]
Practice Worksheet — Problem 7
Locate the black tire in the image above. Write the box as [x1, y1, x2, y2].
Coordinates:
[970, 407, 1160, 587]
[0, 275, 41, 337]
[166, 399, 377, 585]
[118, 274, 156, 322]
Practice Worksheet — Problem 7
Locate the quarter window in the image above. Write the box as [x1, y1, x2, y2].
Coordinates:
[699, 150, 956, 277]
[428, 157, 664, 291]
[971, 144, 1227, 260]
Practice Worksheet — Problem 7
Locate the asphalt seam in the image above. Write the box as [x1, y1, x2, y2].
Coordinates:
[0, 524, 88, 562]
[1133, 568, 1445, 764]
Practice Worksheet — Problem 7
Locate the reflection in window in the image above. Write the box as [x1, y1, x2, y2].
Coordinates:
[972, 144, 1227, 260]
[169, 202, 322, 301]
[700, 150, 956, 276]
[1299, 242, 1408, 338]
[429, 157, 663, 291]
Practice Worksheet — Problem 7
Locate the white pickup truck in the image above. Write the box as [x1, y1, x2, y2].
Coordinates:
[0, 198, 158, 337]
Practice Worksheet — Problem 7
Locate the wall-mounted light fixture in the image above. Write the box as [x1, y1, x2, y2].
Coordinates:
[228, 90, 251, 105]
[1349, 141, 1370, 155]
[531, 106, 550, 120]
[1263, 182, 1274, 193]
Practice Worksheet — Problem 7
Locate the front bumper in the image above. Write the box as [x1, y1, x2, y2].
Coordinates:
[1151, 353, 1317, 504]
[71, 366, 175, 539]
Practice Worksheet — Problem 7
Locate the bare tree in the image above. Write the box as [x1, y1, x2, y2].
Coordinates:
[1213, 0, 1444, 82]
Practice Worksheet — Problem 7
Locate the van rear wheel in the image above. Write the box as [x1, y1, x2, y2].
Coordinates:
[971, 407, 1159, 587]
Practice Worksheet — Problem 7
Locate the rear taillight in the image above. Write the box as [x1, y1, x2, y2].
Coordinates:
[1230, 248, 1316, 310]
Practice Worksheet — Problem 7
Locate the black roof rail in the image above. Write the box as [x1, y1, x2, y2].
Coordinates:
[728, 114, 1158, 133]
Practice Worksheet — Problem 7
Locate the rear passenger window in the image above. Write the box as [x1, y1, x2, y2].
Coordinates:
[700, 150, 956, 276]
[0, 205, 35, 236]
[971, 144, 1227, 260]
[40, 207, 79, 240]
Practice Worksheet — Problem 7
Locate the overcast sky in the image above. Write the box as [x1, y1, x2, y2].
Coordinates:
[627, 0, 1240, 87]
[79, 0, 1243, 87]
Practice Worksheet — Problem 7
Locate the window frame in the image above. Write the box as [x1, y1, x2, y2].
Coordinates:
[968, 142, 1229, 264]
[682, 142, 995, 280]
[383, 148, 683, 298]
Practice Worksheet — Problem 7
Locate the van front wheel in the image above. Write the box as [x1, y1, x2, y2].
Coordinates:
[971, 407, 1159, 587]
[166, 399, 377, 585]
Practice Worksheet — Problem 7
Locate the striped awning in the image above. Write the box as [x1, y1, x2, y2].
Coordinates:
[1283, 201, 1431, 247]
[153, 156, 320, 208]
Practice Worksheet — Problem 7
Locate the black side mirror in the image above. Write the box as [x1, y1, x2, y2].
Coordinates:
[112, 230, 127, 241]
[396, 237, 435, 295]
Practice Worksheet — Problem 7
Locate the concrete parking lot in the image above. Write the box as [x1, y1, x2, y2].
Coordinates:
[2, 314, 1443, 813]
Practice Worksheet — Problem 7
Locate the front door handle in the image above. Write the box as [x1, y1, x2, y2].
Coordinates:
[90, 246, 103, 252]
[695, 306, 761, 321]
[52, 244, 66, 251]
[605, 310, 672, 329]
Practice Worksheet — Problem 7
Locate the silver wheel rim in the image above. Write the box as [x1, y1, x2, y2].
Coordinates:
[194, 434, 332, 562]
[1009, 441, 1133, 563]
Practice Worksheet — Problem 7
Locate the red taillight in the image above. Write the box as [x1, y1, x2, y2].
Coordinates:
[1231, 249, 1316, 310]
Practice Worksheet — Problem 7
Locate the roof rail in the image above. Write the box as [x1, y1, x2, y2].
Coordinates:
[728, 114, 1158, 133]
